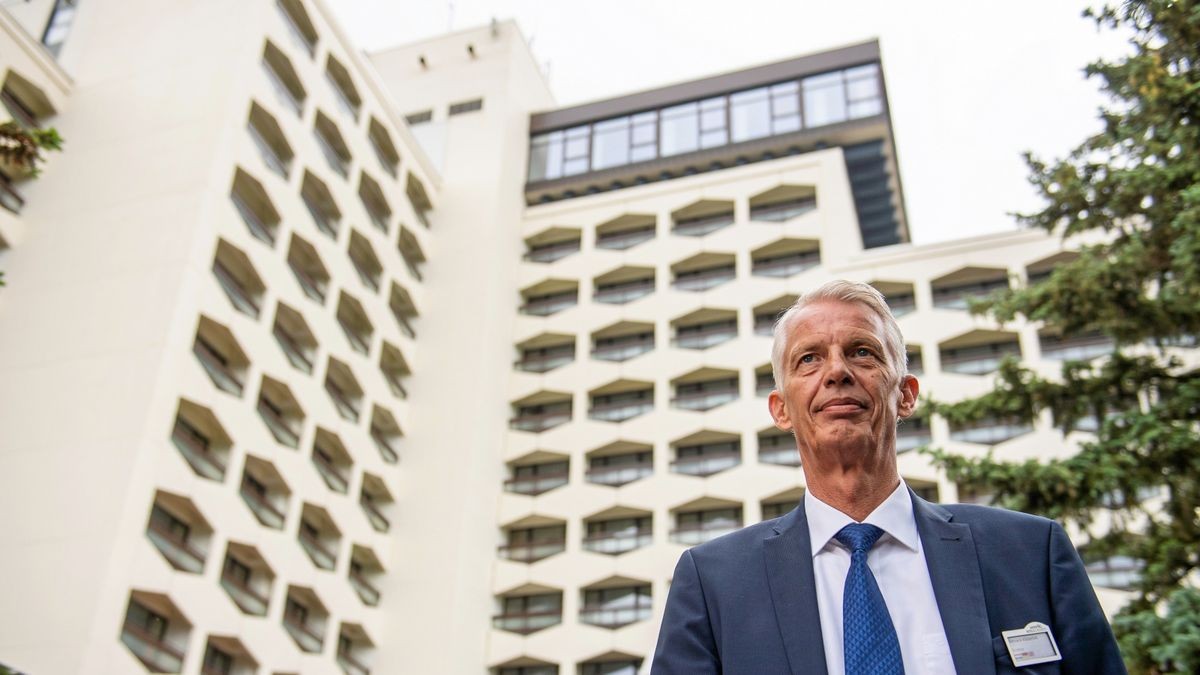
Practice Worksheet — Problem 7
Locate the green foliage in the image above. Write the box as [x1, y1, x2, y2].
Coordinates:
[0, 121, 62, 177]
[921, 0, 1200, 670]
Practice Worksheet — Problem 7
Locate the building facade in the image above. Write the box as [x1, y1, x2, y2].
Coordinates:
[0, 3, 1132, 675]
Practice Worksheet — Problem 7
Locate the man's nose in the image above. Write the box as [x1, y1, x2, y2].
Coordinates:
[824, 352, 854, 385]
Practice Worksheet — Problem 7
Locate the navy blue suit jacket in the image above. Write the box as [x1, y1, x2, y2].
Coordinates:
[651, 492, 1126, 674]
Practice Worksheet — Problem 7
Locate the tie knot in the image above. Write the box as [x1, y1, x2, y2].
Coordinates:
[835, 523, 885, 553]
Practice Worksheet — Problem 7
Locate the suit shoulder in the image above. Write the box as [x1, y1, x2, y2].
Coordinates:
[939, 502, 1057, 538]
[687, 518, 780, 562]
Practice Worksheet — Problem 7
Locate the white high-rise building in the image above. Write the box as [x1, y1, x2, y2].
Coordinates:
[0, 3, 1133, 675]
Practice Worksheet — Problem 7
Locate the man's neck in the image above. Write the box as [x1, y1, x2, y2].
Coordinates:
[804, 468, 901, 522]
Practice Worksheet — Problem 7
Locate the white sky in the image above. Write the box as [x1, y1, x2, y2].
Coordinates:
[329, 1, 1130, 244]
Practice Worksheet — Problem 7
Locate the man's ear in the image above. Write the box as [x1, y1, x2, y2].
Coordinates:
[768, 389, 793, 431]
[897, 374, 919, 419]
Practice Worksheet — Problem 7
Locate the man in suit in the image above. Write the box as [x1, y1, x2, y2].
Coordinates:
[651, 280, 1125, 674]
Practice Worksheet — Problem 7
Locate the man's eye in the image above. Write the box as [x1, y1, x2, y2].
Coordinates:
[854, 347, 872, 357]
[799, 354, 816, 364]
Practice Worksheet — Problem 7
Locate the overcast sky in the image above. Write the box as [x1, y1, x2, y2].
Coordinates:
[328, 1, 1130, 244]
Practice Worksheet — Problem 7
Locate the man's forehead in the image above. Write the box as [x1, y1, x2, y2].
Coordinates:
[787, 300, 885, 337]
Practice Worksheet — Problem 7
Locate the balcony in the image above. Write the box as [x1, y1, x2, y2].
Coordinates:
[752, 250, 820, 278]
[283, 612, 323, 653]
[950, 417, 1033, 445]
[670, 449, 741, 476]
[509, 404, 571, 432]
[121, 621, 186, 673]
[673, 212, 734, 237]
[520, 291, 578, 317]
[273, 325, 314, 374]
[171, 420, 226, 481]
[0, 171, 24, 214]
[504, 470, 568, 496]
[1039, 331, 1114, 361]
[498, 539, 566, 563]
[313, 451, 349, 494]
[359, 495, 389, 532]
[349, 568, 381, 606]
[887, 292, 916, 317]
[524, 239, 580, 263]
[586, 462, 651, 487]
[596, 225, 655, 250]
[337, 649, 371, 675]
[146, 517, 205, 574]
[594, 278, 654, 304]
[263, 59, 303, 117]
[370, 427, 399, 463]
[516, 343, 575, 373]
[592, 333, 654, 362]
[670, 522, 741, 545]
[896, 417, 932, 453]
[212, 260, 261, 318]
[673, 321, 737, 349]
[240, 478, 286, 529]
[248, 120, 290, 178]
[277, 0, 317, 57]
[673, 265, 736, 292]
[193, 338, 243, 396]
[299, 527, 337, 570]
[231, 190, 276, 246]
[492, 610, 562, 635]
[582, 529, 652, 555]
[589, 391, 653, 423]
[940, 340, 1021, 375]
[324, 379, 360, 423]
[315, 127, 350, 179]
[672, 381, 739, 412]
[750, 197, 816, 222]
[220, 570, 269, 616]
[258, 398, 300, 447]
[932, 275, 1010, 310]
[758, 434, 799, 466]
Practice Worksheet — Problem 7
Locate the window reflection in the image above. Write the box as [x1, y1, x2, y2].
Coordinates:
[527, 63, 883, 182]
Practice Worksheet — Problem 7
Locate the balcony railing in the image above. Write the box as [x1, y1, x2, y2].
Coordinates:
[258, 399, 300, 448]
[349, 569, 381, 606]
[896, 421, 932, 453]
[231, 192, 275, 245]
[670, 450, 741, 476]
[589, 398, 653, 422]
[520, 292, 578, 316]
[146, 519, 206, 573]
[592, 336, 654, 362]
[492, 610, 562, 634]
[248, 123, 290, 178]
[940, 342, 1021, 375]
[594, 279, 654, 304]
[932, 280, 1010, 310]
[289, 262, 326, 301]
[221, 570, 270, 616]
[213, 261, 260, 318]
[524, 239, 580, 263]
[299, 528, 337, 570]
[750, 198, 816, 222]
[371, 429, 399, 463]
[304, 197, 338, 238]
[283, 613, 323, 653]
[950, 419, 1033, 445]
[671, 387, 738, 411]
[359, 495, 389, 532]
[673, 213, 734, 236]
[274, 327, 314, 374]
[579, 603, 652, 628]
[752, 251, 819, 278]
[313, 452, 349, 493]
[325, 380, 361, 422]
[758, 447, 800, 466]
[194, 340, 243, 396]
[342, 324, 371, 355]
[328, 72, 361, 120]
[582, 530, 652, 555]
[887, 293, 916, 318]
[171, 422, 226, 481]
[383, 371, 409, 399]
[264, 60, 303, 117]
[337, 649, 371, 675]
[673, 266, 736, 292]
[372, 141, 398, 178]
[673, 325, 737, 349]
[1040, 332, 1115, 361]
[509, 408, 571, 432]
[585, 463, 652, 486]
[670, 523, 741, 545]
[121, 622, 186, 673]
[240, 480, 286, 529]
[515, 347, 574, 373]
[504, 471, 568, 495]
[498, 539, 566, 563]
[596, 225, 654, 250]
[316, 131, 349, 178]
[754, 314, 776, 335]
[0, 171, 24, 214]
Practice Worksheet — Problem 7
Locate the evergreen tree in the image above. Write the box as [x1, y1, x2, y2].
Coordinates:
[924, 1, 1199, 671]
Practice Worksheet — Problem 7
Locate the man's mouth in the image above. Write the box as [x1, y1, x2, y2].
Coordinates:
[818, 397, 866, 413]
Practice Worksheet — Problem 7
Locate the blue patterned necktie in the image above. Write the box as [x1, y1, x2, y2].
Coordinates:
[835, 523, 905, 675]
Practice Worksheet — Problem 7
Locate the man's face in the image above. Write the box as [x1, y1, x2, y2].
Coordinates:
[767, 300, 918, 469]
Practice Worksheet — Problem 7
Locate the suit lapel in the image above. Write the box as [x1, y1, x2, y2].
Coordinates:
[763, 502, 828, 675]
[912, 492, 996, 675]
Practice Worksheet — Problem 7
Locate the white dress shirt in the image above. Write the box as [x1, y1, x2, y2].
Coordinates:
[806, 482, 957, 675]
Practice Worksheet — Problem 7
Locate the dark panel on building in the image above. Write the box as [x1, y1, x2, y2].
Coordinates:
[844, 140, 904, 248]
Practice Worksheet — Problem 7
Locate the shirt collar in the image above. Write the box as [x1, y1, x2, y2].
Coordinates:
[804, 480, 920, 557]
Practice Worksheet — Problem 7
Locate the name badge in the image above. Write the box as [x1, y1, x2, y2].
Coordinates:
[1001, 621, 1062, 667]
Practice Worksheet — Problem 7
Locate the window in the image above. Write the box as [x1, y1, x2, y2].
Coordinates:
[239, 456, 289, 530]
[672, 262, 737, 291]
[358, 173, 392, 233]
[584, 515, 652, 555]
[370, 406, 402, 463]
[263, 41, 306, 117]
[272, 303, 318, 374]
[350, 547, 384, 605]
[282, 587, 326, 653]
[494, 592, 563, 634]
[277, 0, 319, 57]
[589, 387, 654, 422]
[41, 0, 79, 57]
[672, 507, 742, 544]
[247, 102, 294, 178]
[147, 500, 206, 573]
[500, 524, 567, 563]
[520, 287, 578, 317]
[313, 426, 353, 492]
[193, 317, 248, 397]
[171, 402, 230, 481]
[758, 429, 798, 466]
[347, 231, 383, 293]
[673, 318, 737, 349]
[896, 415, 932, 452]
[406, 175, 433, 228]
[940, 338, 1022, 375]
[505, 460, 569, 495]
[121, 595, 188, 673]
[673, 377, 739, 411]
[298, 504, 339, 570]
[405, 110, 432, 125]
[323, 359, 363, 424]
[949, 416, 1033, 445]
[516, 341, 575, 373]
[448, 98, 483, 115]
[368, 118, 401, 177]
[257, 376, 304, 448]
[359, 477, 393, 534]
[220, 544, 272, 616]
[336, 292, 374, 355]
[230, 168, 281, 245]
[762, 499, 800, 520]
[671, 439, 741, 476]
[301, 171, 342, 239]
[593, 269, 655, 304]
[286, 234, 330, 303]
[314, 111, 352, 179]
[380, 342, 411, 398]
[586, 450, 652, 486]
[593, 329, 654, 362]
[325, 56, 362, 120]
[580, 585, 652, 628]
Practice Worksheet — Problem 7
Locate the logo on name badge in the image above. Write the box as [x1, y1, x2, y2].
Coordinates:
[1001, 621, 1062, 667]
